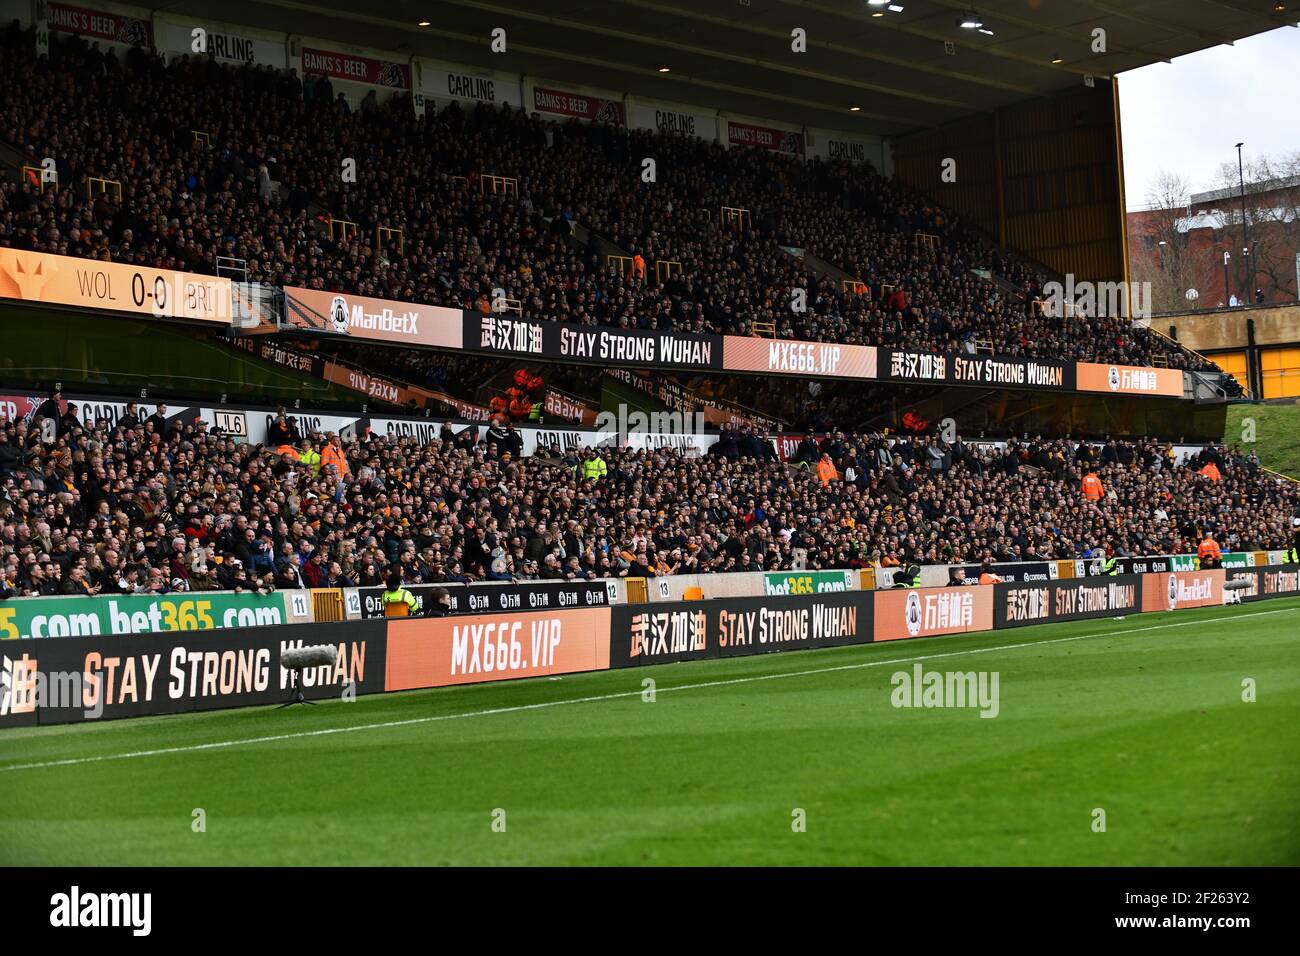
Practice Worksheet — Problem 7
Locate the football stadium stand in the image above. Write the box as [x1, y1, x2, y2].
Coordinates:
[0, 9, 1287, 602]
[2, 402, 1295, 596]
[0, 25, 1229, 376]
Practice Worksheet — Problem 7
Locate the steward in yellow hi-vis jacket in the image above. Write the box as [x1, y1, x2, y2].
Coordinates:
[381, 574, 422, 617]
[581, 450, 607, 481]
[298, 440, 321, 475]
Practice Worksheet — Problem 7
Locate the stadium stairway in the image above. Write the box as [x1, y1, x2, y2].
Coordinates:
[781, 245, 860, 288]
[0, 139, 27, 180]
[544, 214, 634, 271]
[983, 270, 1030, 303]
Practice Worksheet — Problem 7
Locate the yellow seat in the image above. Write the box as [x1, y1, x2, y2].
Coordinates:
[383, 602, 411, 618]
[683, 586, 704, 601]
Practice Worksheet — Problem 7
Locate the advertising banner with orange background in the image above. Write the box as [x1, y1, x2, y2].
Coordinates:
[284, 286, 463, 349]
[0, 249, 231, 322]
[1076, 362, 1184, 397]
[321, 361, 431, 408]
[385, 607, 611, 691]
[544, 390, 600, 426]
[873, 586, 994, 642]
[724, 336, 878, 380]
[1140, 570, 1224, 612]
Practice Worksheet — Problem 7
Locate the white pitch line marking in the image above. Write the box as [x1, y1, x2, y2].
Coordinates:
[2, 604, 1297, 774]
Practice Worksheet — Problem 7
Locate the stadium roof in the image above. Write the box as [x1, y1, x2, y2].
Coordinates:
[180, 0, 1291, 136]
[1191, 174, 1300, 205]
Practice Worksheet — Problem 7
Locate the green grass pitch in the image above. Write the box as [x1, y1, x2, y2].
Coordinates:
[1225, 400, 1300, 478]
[2, 598, 1298, 866]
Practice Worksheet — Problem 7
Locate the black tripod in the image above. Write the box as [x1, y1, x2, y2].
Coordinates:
[277, 668, 317, 709]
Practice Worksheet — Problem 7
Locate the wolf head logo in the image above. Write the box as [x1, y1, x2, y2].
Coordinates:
[0, 250, 57, 301]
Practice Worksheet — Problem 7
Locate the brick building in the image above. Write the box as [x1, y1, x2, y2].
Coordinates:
[1128, 175, 1300, 313]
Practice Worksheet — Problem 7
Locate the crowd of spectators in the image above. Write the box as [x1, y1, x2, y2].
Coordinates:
[0, 25, 1230, 379]
[2, 26, 1275, 601]
[2, 399, 1294, 599]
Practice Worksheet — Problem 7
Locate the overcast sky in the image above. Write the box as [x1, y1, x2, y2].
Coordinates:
[1118, 25, 1300, 210]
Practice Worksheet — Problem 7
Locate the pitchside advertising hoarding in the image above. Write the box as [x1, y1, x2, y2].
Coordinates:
[0, 621, 385, 727]
[994, 575, 1143, 629]
[1225, 567, 1262, 602]
[1122, 554, 1198, 574]
[762, 570, 855, 595]
[351, 581, 613, 619]
[4, 567, 1296, 725]
[1229, 563, 1300, 600]
[385, 607, 611, 690]
[609, 592, 872, 668]
[873, 586, 994, 642]
[1256, 564, 1300, 599]
[956, 560, 1058, 584]
[0, 592, 290, 640]
[1141, 569, 1224, 612]
[1075, 554, 1198, 577]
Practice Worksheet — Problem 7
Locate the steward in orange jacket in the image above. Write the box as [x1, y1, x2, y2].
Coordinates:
[978, 560, 1003, 585]
[816, 455, 838, 486]
[1081, 472, 1104, 501]
[321, 432, 350, 478]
